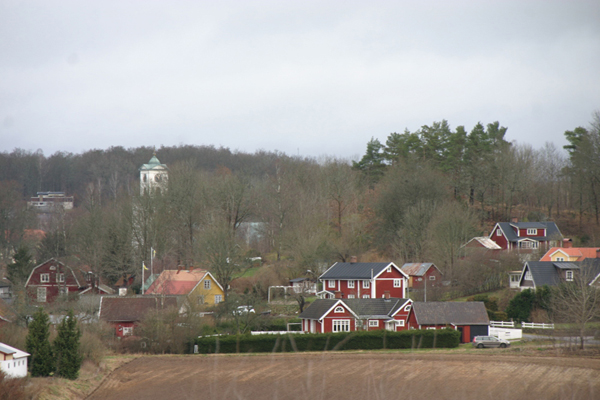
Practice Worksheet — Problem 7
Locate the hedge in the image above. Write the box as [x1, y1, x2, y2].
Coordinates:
[192, 329, 460, 354]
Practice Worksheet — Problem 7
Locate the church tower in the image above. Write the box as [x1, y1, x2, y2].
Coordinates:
[139, 152, 168, 195]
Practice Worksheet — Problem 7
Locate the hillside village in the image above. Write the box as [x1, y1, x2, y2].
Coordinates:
[1, 121, 600, 392]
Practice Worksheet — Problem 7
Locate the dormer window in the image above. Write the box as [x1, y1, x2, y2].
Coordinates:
[527, 228, 537, 235]
[566, 270, 573, 281]
[334, 306, 345, 313]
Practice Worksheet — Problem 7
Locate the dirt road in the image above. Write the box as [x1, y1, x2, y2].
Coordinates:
[87, 351, 600, 400]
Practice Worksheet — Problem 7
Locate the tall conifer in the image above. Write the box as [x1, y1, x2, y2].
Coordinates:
[26, 308, 54, 377]
[54, 310, 83, 380]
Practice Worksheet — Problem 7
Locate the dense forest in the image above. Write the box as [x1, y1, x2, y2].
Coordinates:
[1, 113, 600, 294]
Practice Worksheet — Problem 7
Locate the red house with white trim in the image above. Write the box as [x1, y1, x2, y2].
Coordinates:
[489, 221, 562, 252]
[99, 296, 178, 337]
[318, 262, 408, 299]
[401, 263, 443, 289]
[299, 296, 412, 333]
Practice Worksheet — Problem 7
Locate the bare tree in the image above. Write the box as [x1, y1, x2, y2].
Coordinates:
[551, 263, 600, 349]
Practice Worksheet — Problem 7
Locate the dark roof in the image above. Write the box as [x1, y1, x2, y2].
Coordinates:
[299, 298, 410, 320]
[524, 261, 580, 287]
[99, 296, 178, 322]
[495, 222, 562, 243]
[581, 258, 600, 284]
[401, 263, 441, 277]
[319, 262, 398, 280]
[411, 302, 489, 325]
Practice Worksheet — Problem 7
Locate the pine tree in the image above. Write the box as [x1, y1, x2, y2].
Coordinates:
[54, 310, 83, 380]
[26, 308, 54, 377]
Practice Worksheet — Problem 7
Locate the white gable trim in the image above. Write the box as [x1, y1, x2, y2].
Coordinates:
[318, 300, 359, 322]
[390, 299, 413, 318]
[372, 262, 409, 280]
[548, 249, 570, 259]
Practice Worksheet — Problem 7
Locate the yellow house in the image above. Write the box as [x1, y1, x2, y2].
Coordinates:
[188, 271, 224, 307]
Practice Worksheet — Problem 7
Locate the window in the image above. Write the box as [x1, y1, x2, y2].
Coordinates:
[347, 294, 355, 299]
[59, 287, 68, 296]
[404, 304, 411, 311]
[37, 287, 46, 303]
[334, 306, 345, 313]
[386, 266, 391, 273]
[214, 295, 222, 304]
[429, 276, 436, 281]
[520, 241, 539, 249]
[58, 273, 65, 283]
[328, 280, 335, 288]
[566, 270, 573, 281]
[511, 274, 519, 282]
[397, 320, 405, 327]
[332, 320, 350, 332]
[362, 280, 370, 289]
[556, 257, 565, 261]
[122, 327, 133, 336]
[496, 229, 502, 236]
[369, 320, 379, 327]
[143, 174, 147, 182]
[527, 228, 537, 235]
[426, 327, 437, 330]
[393, 279, 401, 287]
[362, 294, 370, 299]
[40, 273, 49, 283]
[204, 280, 211, 290]
[347, 280, 355, 288]
[525, 271, 532, 280]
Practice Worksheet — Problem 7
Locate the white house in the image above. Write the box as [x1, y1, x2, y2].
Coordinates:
[0, 342, 29, 378]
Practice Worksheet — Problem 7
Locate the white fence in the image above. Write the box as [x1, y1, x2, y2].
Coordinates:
[490, 321, 515, 328]
[489, 327, 522, 341]
[522, 322, 554, 329]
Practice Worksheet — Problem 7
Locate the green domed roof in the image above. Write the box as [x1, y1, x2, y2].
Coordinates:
[139, 154, 168, 171]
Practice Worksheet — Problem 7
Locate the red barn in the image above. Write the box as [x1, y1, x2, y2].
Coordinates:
[319, 262, 408, 299]
[407, 302, 489, 343]
[400, 263, 443, 289]
[299, 297, 412, 333]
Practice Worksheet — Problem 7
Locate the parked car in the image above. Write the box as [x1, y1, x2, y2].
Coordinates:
[472, 335, 510, 348]
[233, 305, 255, 315]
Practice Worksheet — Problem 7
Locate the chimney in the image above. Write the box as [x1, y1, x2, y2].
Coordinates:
[384, 291, 390, 300]
[562, 238, 573, 249]
[334, 291, 342, 299]
[350, 256, 358, 263]
[511, 217, 518, 223]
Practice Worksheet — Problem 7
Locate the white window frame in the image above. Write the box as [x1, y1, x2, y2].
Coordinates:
[404, 304, 411, 311]
[393, 279, 401, 287]
[429, 276, 436, 281]
[347, 280, 355, 288]
[362, 280, 370, 289]
[362, 294, 370, 299]
[426, 327, 437, 330]
[556, 257, 565, 261]
[58, 273, 65, 283]
[40, 273, 49, 283]
[396, 320, 405, 327]
[386, 266, 391, 273]
[347, 294, 355, 299]
[328, 280, 335, 288]
[204, 280, 211, 290]
[527, 228, 537, 235]
[122, 327, 133, 336]
[334, 306, 345, 313]
[332, 319, 350, 332]
[520, 241, 539, 249]
[368, 320, 379, 327]
[214, 294, 222, 304]
[566, 270, 573, 282]
[59, 287, 68, 296]
[525, 271, 532, 280]
[496, 229, 502, 236]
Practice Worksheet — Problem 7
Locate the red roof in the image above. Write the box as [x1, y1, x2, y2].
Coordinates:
[145, 269, 208, 295]
[540, 247, 600, 261]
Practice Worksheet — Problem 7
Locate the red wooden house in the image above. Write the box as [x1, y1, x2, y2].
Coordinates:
[299, 296, 412, 333]
[318, 262, 408, 299]
[99, 296, 178, 337]
[489, 221, 562, 252]
[400, 263, 443, 289]
[25, 259, 112, 303]
[406, 301, 489, 343]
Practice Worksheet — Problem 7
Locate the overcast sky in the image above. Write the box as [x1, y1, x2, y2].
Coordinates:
[1, 0, 599, 160]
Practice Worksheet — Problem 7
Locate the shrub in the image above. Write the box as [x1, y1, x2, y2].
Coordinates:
[0, 370, 27, 400]
[193, 329, 460, 354]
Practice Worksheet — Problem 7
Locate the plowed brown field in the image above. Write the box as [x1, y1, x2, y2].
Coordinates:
[87, 352, 600, 400]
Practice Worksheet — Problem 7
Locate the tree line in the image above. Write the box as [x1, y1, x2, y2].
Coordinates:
[1, 112, 600, 293]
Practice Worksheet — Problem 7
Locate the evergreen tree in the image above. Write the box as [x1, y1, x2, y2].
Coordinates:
[26, 308, 54, 377]
[54, 310, 82, 380]
[6, 245, 34, 285]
